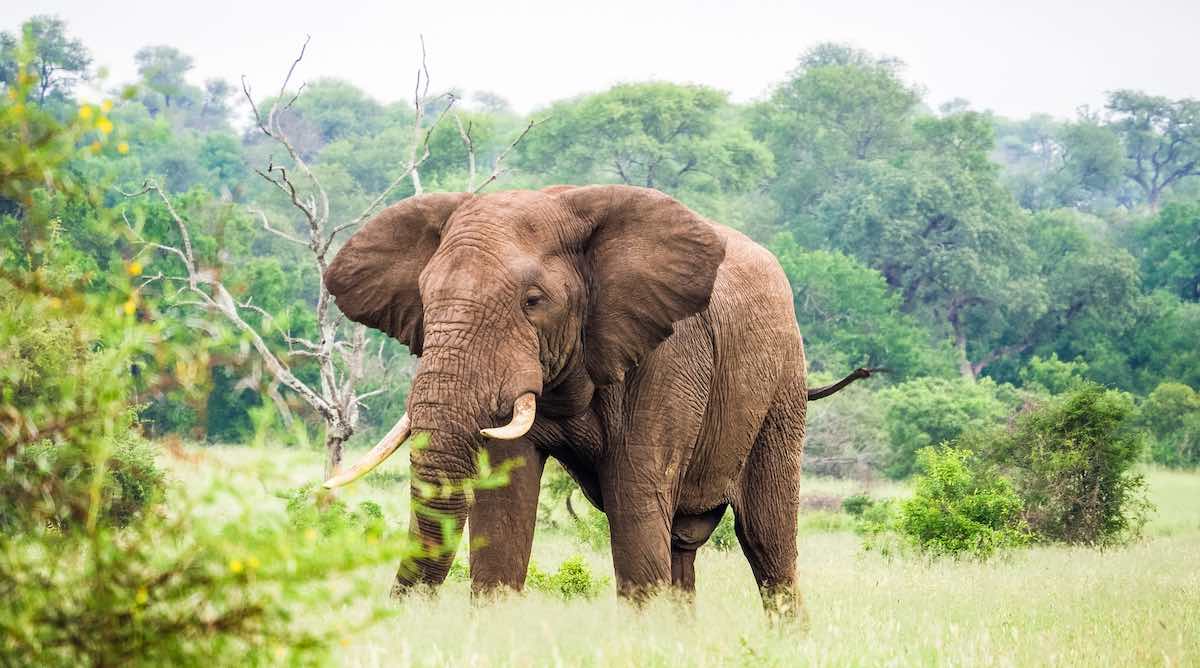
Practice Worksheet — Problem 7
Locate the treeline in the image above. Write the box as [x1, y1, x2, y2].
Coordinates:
[2, 16, 1197, 471]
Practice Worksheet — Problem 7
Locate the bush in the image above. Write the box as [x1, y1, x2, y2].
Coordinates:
[527, 555, 609, 600]
[1019, 354, 1089, 395]
[841, 493, 874, 517]
[1137, 382, 1200, 468]
[282, 484, 387, 538]
[709, 508, 738, 551]
[879, 377, 1016, 479]
[896, 447, 1030, 558]
[979, 383, 1152, 546]
[0, 431, 164, 534]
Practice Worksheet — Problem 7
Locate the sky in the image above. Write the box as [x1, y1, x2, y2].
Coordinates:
[4, 0, 1198, 120]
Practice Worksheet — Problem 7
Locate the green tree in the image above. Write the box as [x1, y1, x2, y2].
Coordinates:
[1137, 382, 1200, 468]
[0, 15, 91, 106]
[1105, 90, 1200, 210]
[879, 376, 1014, 479]
[772, 238, 954, 379]
[1132, 202, 1200, 301]
[517, 82, 773, 201]
[134, 45, 197, 111]
[753, 43, 919, 221]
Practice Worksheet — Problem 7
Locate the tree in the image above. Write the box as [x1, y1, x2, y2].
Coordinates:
[1105, 90, 1200, 210]
[517, 82, 772, 198]
[753, 43, 920, 221]
[772, 238, 954, 379]
[1133, 202, 1200, 301]
[134, 45, 196, 111]
[0, 15, 91, 105]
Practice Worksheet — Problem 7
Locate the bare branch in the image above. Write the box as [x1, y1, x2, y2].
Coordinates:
[474, 117, 544, 193]
[250, 206, 307, 246]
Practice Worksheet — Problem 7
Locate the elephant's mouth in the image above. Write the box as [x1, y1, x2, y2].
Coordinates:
[321, 392, 538, 489]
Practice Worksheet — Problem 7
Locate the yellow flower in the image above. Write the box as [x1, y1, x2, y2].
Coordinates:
[117, 142, 130, 155]
[247, 555, 261, 570]
[78, 104, 94, 120]
[96, 117, 113, 134]
[127, 260, 143, 277]
[339, 637, 350, 648]
[135, 587, 149, 605]
[101, 99, 113, 113]
[229, 559, 244, 574]
[274, 647, 286, 659]
[123, 299, 137, 316]
[89, 141, 102, 154]
[304, 527, 318, 542]
[48, 297, 63, 309]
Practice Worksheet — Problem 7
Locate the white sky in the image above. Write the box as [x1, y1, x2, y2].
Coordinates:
[4, 0, 1198, 120]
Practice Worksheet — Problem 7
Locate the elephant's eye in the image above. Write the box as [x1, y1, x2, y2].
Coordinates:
[523, 291, 544, 310]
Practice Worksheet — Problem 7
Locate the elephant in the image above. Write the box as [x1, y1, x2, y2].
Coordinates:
[321, 184, 875, 615]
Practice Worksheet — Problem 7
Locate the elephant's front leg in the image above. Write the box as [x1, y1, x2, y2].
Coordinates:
[468, 438, 546, 596]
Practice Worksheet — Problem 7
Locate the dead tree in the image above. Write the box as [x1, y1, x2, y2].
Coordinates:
[124, 37, 535, 479]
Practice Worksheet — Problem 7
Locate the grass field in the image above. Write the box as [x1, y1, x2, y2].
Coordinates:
[168, 445, 1200, 667]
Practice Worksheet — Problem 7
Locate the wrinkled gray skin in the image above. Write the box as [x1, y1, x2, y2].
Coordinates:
[326, 185, 833, 615]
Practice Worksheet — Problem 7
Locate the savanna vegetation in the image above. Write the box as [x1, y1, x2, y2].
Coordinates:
[2, 14, 1198, 666]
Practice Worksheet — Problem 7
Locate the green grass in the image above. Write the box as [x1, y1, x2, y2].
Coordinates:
[167, 446, 1200, 666]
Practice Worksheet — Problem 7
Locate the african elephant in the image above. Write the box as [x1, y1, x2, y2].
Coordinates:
[321, 185, 872, 615]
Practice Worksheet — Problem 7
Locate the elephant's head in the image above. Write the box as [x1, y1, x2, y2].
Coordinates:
[321, 185, 726, 590]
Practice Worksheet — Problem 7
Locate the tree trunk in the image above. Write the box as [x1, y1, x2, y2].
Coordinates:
[324, 433, 346, 481]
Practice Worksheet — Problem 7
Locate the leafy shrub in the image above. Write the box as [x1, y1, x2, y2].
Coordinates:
[527, 555, 609, 600]
[879, 377, 1015, 479]
[709, 508, 738, 551]
[1019, 353, 1089, 395]
[842, 493, 874, 517]
[1, 431, 164, 534]
[282, 484, 387, 538]
[897, 447, 1030, 558]
[1137, 382, 1200, 468]
[980, 383, 1151, 545]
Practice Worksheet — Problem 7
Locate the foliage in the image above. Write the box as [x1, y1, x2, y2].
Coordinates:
[281, 483, 387, 538]
[978, 383, 1152, 545]
[879, 377, 1015, 479]
[1137, 382, 1200, 468]
[1133, 202, 1200, 301]
[1104, 90, 1200, 209]
[709, 509, 738, 551]
[897, 447, 1030, 558]
[1018, 353, 1089, 395]
[516, 81, 773, 205]
[526, 555, 610, 600]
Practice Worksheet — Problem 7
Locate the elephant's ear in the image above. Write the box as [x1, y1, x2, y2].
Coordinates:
[557, 185, 727, 385]
[324, 193, 471, 354]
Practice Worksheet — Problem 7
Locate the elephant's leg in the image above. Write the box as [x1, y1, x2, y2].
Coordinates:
[732, 382, 807, 622]
[468, 438, 546, 597]
[669, 505, 727, 595]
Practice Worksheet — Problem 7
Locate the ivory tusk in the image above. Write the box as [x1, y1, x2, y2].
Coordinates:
[480, 393, 537, 440]
[322, 413, 411, 489]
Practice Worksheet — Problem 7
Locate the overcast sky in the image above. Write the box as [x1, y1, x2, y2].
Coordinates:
[4, 0, 1198, 120]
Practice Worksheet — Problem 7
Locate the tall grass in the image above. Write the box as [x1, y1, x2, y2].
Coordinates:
[172, 446, 1200, 666]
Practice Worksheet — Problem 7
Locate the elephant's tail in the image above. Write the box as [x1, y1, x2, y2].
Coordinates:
[807, 367, 888, 401]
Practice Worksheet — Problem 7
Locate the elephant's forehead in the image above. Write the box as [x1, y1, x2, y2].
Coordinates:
[446, 191, 568, 239]
[421, 243, 541, 296]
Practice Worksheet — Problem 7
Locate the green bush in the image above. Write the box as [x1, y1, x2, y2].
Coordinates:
[1019, 354, 1089, 395]
[1137, 382, 1200, 468]
[282, 484, 387, 538]
[879, 377, 1016, 479]
[841, 493, 874, 517]
[1, 431, 164, 534]
[897, 447, 1030, 558]
[527, 555, 609, 600]
[981, 383, 1151, 546]
[709, 508, 738, 551]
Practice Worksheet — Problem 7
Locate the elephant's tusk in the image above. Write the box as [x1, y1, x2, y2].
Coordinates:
[322, 413, 411, 489]
[480, 393, 537, 440]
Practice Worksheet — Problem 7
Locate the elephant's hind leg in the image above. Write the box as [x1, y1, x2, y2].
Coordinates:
[669, 505, 728, 596]
[731, 381, 807, 622]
